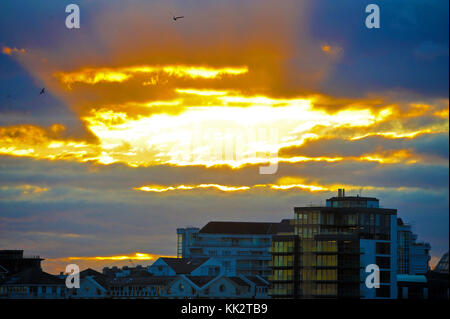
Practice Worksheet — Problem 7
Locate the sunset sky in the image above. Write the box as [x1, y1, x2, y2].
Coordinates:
[0, 0, 448, 273]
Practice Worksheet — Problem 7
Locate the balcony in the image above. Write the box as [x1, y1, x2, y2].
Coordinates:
[268, 275, 294, 282]
[189, 241, 269, 249]
[268, 261, 294, 268]
[269, 248, 294, 254]
[268, 288, 294, 296]
[236, 264, 268, 271]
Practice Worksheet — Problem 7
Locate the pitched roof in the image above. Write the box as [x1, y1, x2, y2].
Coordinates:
[245, 276, 269, 286]
[161, 257, 210, 274]
[80, 268, 109, 287]
[228, 277, 251, 287]
[1, 268, 64, 285]
[199, 219, 292, 235]
[185, 276, 216, 288]
[434, 252, 449, 274]
[80, 268, 104, 278]
[109, 276, 174, 286]
[0, 264, 8, 274]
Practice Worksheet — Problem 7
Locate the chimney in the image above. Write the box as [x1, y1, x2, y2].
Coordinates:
[342, 188, 345, 197]
[338, 189, 342, 197]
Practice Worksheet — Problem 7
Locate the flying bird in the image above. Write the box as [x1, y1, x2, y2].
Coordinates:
[39, 88, 45, 95]
[172, 15, 184, 21]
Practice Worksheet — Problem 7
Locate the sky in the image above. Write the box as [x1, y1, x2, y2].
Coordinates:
[0, 0, 448, 273]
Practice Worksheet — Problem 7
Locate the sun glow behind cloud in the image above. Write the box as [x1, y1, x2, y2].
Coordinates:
[80, 86, 401, 168]
[67, 252, 173, 261]
[55, 65, 249, 88]
[0, 66, 446, 168]
[133, 178, 432, 194]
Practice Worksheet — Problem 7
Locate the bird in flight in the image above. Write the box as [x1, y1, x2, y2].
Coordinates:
[39, 88, 45, 95]
[172, 15, 184, 21]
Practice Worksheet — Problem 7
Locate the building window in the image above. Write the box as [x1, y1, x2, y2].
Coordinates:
[376, 256, 391, 269]
[375, 285, 390, 298]
[376, 243, 390, 255]
[179, 283, 184, 291]
[177, 233, 184, 258]
[380, 271, 391, 283]
[219, 284, 226, 292]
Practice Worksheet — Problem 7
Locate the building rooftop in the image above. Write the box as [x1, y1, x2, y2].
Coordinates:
[161, 257, 210, 274]
[199, 219, 293, 235]
[245, 276, 269, 286]
[228, 276, 251, 287]
[434, 252, 449, 274]
[109, 276, 174, 286]
[294, 206, 396, 214]
[1, 267, 64, 285]
[185, 275, 216, 287]
[326, 195, 379, 202]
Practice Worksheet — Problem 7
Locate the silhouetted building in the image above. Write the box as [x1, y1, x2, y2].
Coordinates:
[0, 250, 43, 275]
[397, 218, 431, 275]
[397, 271, 449, 299]
[434, 252, 448, 274]
[270, 190, 398, 299]
[0, 267, 66, 299]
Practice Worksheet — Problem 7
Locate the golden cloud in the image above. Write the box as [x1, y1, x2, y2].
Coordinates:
[2, 46, 26, 55]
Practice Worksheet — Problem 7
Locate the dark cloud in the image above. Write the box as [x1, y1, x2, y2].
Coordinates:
[279, 132, 449, 161]
[307, 0, 449, 98]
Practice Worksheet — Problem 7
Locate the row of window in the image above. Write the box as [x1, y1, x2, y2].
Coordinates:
[272, 241, 295, 253]
[271, 255, 294, 267]
[296, 212, 390, 227]
[301, 282, 338, 296]
[299, 269, 337, 281]
[300, 254, 338, 267]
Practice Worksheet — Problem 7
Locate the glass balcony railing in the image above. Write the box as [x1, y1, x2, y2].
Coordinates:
[268, 261, 294, 268]
[268, 275, 294, 282]
[190, 240, 269, 248]
[268, 288, 294, 296]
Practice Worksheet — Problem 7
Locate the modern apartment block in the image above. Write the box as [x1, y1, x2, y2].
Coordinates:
[397, 218, 431, 275]
[177, 220, 293, 277]
[269, 190, 398, 299]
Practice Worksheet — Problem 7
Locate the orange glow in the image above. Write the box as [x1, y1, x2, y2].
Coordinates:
[135, 184, 251, 192]
[351, 129, 433, 140]
[68, 252, 174, 261]
[135, 182, 328, 193]
[434, 108, 449, 118]
[134, 179, 426, 194]
[55, 65, 248, 87]
[0, 62, 447, 169]
[1, 46, 25, 55]
[0, 184, 49, 195]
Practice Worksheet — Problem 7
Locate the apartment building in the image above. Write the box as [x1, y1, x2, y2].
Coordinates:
[397, 218, 431, 275]
[177, 220, 293, 277]
[270, 190, 398, 299]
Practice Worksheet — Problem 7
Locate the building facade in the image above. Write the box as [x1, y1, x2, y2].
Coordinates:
[397, 218, 431, 275]
[269, 190, 398, 299]
[177, 220, 293, 277]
